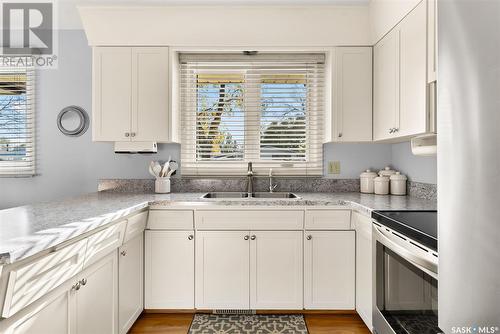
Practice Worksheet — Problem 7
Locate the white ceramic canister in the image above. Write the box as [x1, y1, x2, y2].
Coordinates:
[374, 176, 390, 195]
[155, 178, 171, 194]
[379, 166, 397, 178]
[360, 169, 378, 194]
[390, 172, 408, 195]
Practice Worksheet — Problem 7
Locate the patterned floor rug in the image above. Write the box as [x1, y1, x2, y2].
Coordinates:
[188, 314, 309, 334]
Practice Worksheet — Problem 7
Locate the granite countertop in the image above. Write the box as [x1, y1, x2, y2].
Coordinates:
[0, 191, 436, 266]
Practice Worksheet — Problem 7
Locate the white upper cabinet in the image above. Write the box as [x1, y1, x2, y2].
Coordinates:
[373, 0, 432, 141]
[374, 28, 399, 141]
[332, 47, 373, 142]
[92, 47, 132, 142]
[399, 1, 427, 138]
[92, 47, 169, 142]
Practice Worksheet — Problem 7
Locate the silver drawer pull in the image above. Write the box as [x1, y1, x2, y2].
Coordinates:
[120, 250, 127, 256]
[80, 278, 87, 286]
[188, 235, 194, 240]
[306, 235, 312, 240]
[250, 235, 256, 240]
[244, 235, 249, 240]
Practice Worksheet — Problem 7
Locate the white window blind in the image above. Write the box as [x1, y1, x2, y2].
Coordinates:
[0, 59, 35, 176]
[180, 53, 325, 176]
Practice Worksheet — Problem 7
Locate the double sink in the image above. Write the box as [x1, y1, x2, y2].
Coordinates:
[202, 192, 299, 199]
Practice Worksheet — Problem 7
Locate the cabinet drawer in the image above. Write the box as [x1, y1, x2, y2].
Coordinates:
[196, 210, 304, 230]
[147, 210, 194, 230]
[83, 221, 127, 268]
[124, 211, 147, 243]
[305, 210, 351, 230]
[2, 239, 87, 318]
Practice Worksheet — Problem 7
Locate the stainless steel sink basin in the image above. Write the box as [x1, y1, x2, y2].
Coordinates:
[201, 192, 299, 199]
[251, 192, 299, 199]
[201, 192, 248, 198]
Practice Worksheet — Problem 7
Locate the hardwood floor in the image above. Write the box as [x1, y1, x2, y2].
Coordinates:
[128, 312, 370, 334]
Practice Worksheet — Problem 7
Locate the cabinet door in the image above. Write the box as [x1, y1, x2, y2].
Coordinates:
[145, 230, 194, 309]
[353, 212, 373, 330]
[304, 231, 355, 309]
[75, 253, 118, 334]
[0, 282, 72, 334]
[399, 1, 427, 137]
[250, 231, 303, 309]
[93, 47, 132, 141]
[131, 47, 169, 142]
[334, 47, 373, 142]
[195, 231, 250, 309]
[373, 29, 399, 141]
[118, 234, 143, 334]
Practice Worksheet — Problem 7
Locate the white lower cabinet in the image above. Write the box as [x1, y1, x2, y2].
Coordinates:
[145, 230, 195, 309]
[304, 231, 355, 309]
[250, 231, 303, 309]
[0, 280, 72, 334]
[195, 230, 303, 310]
[195, 231, 250, 309]
[118, 233, 143, 334]
[73, 252, 118, 334]
[353, 212, 373, 331]
[0, 252, 118, 334]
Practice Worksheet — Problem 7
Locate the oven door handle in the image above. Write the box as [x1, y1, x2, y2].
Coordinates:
[374, 225, 438, 279]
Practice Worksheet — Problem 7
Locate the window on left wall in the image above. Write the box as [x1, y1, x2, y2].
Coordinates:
[0, 60, 35, 176]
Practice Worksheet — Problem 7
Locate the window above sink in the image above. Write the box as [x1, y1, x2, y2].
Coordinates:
[179, 52, 325, 177]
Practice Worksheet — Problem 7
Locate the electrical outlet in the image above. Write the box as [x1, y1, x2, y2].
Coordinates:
[328, 161, 341, 174]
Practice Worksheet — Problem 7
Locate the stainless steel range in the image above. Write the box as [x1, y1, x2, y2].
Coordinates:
[372, 211, 440, 334]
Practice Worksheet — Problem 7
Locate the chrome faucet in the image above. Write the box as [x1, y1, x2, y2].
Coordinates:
[269, 168, 277, 193]
[246, 162, 254, 196]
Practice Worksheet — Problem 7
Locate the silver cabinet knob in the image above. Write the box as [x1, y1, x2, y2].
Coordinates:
[120, 250, 127, 256]
[188, 235, 194, 240]
[72, 282, 81, 291]
[338, 133, 343, 138]
[130, 132, 136, 137]
[389, 128, 393, 134]
[250, 235, 256, 240]
[394, 128, 399, 133]
[306, 235, 312, 240]
[80, 278, 87, 286]
[244, 235, 250, 240]
[125, 132, 130, 137]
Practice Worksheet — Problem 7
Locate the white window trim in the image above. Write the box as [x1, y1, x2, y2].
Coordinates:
[0, 62, 35, 177]
[173, 46, 333, 177]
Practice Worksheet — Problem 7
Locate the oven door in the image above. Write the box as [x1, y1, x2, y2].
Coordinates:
[372, 223, 440, 334]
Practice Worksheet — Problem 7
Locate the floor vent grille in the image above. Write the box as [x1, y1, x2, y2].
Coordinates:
[213, 309, 256, 315]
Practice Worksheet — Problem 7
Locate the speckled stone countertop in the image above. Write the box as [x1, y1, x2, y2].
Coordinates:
[0, 192, 436, 266]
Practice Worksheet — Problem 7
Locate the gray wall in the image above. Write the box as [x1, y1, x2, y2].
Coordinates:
[391, 142, 437, 184]
[0, 30, 437, 209]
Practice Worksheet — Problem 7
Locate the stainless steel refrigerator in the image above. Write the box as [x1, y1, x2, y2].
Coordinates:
[438, 0, 500, 332]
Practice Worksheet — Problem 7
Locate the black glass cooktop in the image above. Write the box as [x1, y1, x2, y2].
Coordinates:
[372, 210, 437, 251]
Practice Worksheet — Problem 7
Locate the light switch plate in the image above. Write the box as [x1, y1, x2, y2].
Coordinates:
[328, 161, 341, 174]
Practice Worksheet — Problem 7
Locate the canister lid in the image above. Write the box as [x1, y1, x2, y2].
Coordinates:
[390, 171, 408, 181]
[374, 176, 390, 183]
[360, 169, 378, 178]
[379, 166, 397, 177]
